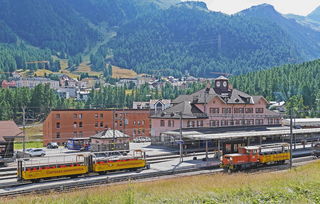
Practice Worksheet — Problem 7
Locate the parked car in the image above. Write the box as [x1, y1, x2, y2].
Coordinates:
[47, 142, 59, 149]
[133, 137, 151, 143]
[26, 148, 46, 157]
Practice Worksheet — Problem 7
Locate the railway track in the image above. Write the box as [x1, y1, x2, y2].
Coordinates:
[0, 154, 317, 198]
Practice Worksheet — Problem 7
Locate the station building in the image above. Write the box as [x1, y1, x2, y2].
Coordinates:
[150, 76, 282, 143]
[43, 109, 151, 145]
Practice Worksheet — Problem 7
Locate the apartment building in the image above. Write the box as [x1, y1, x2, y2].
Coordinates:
[43, 109, 151, 145]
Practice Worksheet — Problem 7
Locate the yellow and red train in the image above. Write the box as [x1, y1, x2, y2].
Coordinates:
[17, 150, 149, 182]
[221, 143, 290, 172]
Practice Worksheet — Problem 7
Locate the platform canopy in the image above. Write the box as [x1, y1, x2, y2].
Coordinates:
[162, 126, 320, 141]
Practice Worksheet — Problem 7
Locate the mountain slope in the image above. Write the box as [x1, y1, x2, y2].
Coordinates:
[239, 4, 320, 60]
[104, 2, 308, 76]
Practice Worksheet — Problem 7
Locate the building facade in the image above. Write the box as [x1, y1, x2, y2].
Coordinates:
[15, 77, 59, 89]
[150, 77, 282, 141]
[43, 109, 151, 145]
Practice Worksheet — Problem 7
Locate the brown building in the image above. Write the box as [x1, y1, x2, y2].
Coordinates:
[43, 109, 151, 145]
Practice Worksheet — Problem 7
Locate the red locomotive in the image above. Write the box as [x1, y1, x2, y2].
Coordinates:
[221, 143, 290, 172]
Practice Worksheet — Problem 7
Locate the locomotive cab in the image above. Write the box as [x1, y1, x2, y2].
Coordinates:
[221, 146, 260, 171]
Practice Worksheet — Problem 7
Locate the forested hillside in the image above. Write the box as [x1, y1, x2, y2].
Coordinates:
[106, 2, 307, 77]
[0, 0, 320, 77]
[231, 59, 320, 116]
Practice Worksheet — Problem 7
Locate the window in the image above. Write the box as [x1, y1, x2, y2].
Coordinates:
[73, 132, 77, 137]
[240, 120, 245, 125]
[235, 108, 245, 113]
[160, 120, 165, 127]
[100, 113, 103, 118]
[222, 108, 232, 114]
[221, 120, 228, 126]
[172, 120, 175, 127]
[95, 122, 98, 127]
[79, 114, 83, 119]
[229, 120, 234, 126]
[73, 122, 77, 128]
[119, 121, 122, 127]
[142, 129, 145, 135]
[138, 121, 141, 125]
[133, 121, 136, 125]
[274, 119, 280, 124]
[235, 120, 240, 125]
[56, 114, 60, 119]
[133, 129, 136, 135]
[209, 108, 219, 114]
[245, 108, 253, 113]
[168, 120, 172, 127]
[100, 122, 103, 127]
[142, 120, 145, 125]
[255, 108, 264, 113]
[73, 114, 77, 119]
[200, 120, 203, 127]
[94, 113, 98, 119]
[138, 129, 141, 134]
[192, 121, 195, 127]
[210, 120, 219, 127]
[115, 113, 118, 117]
[56, 132, 60, 138]
[79, 131, 83, 137]
[255, 119, 264, 125]
[56, 122, 60, 129]
[268, 119, 274, 125]
[79, 122, 83, 128]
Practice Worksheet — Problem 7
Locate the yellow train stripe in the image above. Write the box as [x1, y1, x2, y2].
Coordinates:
[22, 165, 88, 180]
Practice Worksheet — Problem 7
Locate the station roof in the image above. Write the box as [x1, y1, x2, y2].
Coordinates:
[0, 120, 23, 141]
[283, 118, 320, 126]
[162, 126, 320, 141]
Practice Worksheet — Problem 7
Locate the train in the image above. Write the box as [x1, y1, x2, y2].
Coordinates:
[221, 143, 290, 172]
[17, 150, 149, 182]
[313, 143, 320, 158]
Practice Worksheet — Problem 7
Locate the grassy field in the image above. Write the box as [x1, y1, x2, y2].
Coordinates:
[112, 65, 137, 79]
[14, 141, 43, 150]
[75, 61, 102, 77]
[4, 160, 320, 203]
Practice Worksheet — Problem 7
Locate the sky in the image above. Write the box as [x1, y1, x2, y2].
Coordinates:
[193, 0, 320, 16]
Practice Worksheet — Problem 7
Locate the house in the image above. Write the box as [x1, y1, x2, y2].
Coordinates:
[133, 99, 171, 113]
[0, 120, 24, 158]
[59, 75, 78, 88]
[1, 80, 16, 88]
[90, 129, 130, 152]
[150, 76, 282, 141]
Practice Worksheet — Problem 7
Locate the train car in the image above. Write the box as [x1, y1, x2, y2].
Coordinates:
[92, 150, 149, 174]
[313, 143, 320, 158]
[17, 150, 148, 182]
[221, 143, 290, 172]
[67, 138, 90, 151]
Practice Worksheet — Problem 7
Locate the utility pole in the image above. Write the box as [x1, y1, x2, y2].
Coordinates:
[22, 106, 26, 154]
[179, 112, 183, 162]
[112, 109, 115, 150]
[218, 34, 222, 52]
[289, 108, 293, 169]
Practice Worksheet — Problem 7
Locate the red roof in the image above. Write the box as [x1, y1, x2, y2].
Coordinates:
[0, 120, 23, 141]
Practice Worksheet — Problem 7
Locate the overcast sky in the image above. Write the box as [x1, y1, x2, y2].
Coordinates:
[193, 0, 320, 16]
